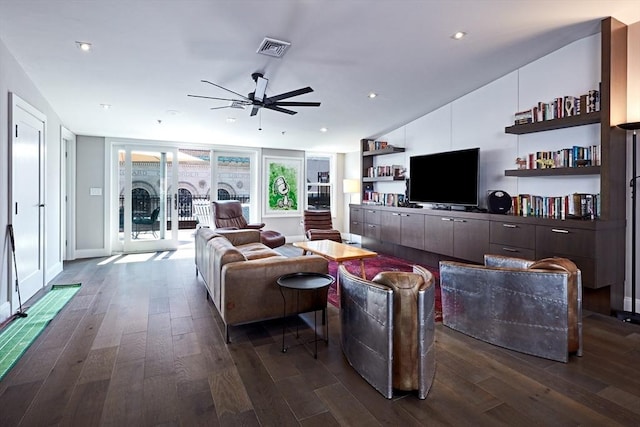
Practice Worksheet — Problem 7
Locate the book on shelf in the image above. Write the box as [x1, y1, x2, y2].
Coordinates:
[522, 145, 600, 169]
[510, 192, 599, 219]
[363, 191, 404, 207]
[363, 139, 391, 152]
[512, 89, 599, 125]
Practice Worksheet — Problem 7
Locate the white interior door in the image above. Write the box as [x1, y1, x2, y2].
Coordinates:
[113, 145, 180, 253]
[9, 93, 46, 309]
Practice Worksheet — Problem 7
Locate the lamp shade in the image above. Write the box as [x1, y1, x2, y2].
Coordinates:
[343, 179, 361, 194]
[617, 121, 640, 131]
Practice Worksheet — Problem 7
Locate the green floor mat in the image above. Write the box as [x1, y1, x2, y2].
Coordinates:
[0, 283, 81, 381]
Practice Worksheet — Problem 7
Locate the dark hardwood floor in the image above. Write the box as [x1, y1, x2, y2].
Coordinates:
[1, 240, 640, 426]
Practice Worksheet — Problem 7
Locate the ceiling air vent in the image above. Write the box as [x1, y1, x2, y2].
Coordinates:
[256, 37, 291, 58]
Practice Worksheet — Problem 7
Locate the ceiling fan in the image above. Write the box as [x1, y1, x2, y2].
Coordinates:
[188, 72, 320, 116]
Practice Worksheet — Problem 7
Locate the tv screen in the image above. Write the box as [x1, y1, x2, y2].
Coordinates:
[408, 147, 480, 207]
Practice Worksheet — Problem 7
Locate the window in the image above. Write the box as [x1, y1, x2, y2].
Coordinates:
[306, 154, 334, 211]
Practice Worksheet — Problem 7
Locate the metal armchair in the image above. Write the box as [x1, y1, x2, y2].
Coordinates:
[439, 255, 583, 362]
[339, 264, 436, 399]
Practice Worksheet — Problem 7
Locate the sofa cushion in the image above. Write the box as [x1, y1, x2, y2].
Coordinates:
[238, 242, 281, 260]
[209, 237, 246, 264]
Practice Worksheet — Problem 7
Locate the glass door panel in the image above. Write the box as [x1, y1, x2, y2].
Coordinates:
[115, 146, 179, 252]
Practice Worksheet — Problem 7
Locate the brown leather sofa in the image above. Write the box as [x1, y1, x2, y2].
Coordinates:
[195, 227, 328, 342]
[439, 254, 583, 363]
[338, 264, 436, 399]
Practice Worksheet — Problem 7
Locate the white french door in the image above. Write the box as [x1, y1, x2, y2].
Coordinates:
[112, 145, 180, 253]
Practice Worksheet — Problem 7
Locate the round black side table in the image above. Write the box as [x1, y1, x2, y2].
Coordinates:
[277, 272, 334, 358]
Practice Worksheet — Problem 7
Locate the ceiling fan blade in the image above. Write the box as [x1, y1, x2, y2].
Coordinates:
[187, 94, 243, 102]
[201, 80, 251, 100]
[209, 106, 231, 110]
[250, 105, 261, 116]
[264, 104, 297, 115]
[254, 76, 268, 102]
[273, 101, 321, 107]
[265, 87, 313, 103]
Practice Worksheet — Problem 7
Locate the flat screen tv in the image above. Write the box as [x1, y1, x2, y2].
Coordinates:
[408, 147, 480, 208]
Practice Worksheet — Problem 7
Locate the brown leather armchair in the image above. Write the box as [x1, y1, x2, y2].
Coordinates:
[212, 200, 265, 230]
[303, 209, 342, 242]
[339, 264, 436, 399]
[439, 254, 583, 363]
[212, 200, 285, 248]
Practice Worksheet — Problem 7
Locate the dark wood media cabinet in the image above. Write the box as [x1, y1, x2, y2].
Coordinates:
[349, 204, 624, 315]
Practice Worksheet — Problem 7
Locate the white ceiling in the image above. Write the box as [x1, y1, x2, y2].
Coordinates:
[0, 1, 638, 154]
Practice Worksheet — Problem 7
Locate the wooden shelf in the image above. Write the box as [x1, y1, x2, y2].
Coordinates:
[363, 176, 406, 183]
[505, 111, 600, 134]
[362, 146, 405, 156]
[505, 166, 600, 177]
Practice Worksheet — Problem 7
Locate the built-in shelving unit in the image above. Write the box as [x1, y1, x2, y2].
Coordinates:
[500, 17, 628, 314]
[361, 140, 406, 205]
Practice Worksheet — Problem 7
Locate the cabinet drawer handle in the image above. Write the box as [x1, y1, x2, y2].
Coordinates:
[453, 219, 466, 223]
[441, 217, 454, 221]
[367, 224, 376, 228]
[502, 247, 519, 252]
[551, 228, 569, 234]
[392, 213, 400, 216]
[502, 224, 517, 228]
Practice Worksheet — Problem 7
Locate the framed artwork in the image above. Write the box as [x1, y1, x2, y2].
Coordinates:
[263, 155, 303, 217]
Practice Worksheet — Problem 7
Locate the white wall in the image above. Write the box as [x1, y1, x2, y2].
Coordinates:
[75, 136, 107, 258]
[0, 38, 66, 323]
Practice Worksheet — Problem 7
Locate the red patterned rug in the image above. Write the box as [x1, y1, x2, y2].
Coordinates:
[327, 254, 442, 322]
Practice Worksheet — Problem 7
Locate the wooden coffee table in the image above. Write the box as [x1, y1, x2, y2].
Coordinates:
[293, 240, 377, 296]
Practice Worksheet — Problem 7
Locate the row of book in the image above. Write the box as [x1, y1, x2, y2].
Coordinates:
[520, 145, 600, 169]
[363, 192, 405, 207]
[366, 164, 404, 178]
[363, 140, 389, 151]
[513, 89, 600, 124]
[510, 193, 600, 219]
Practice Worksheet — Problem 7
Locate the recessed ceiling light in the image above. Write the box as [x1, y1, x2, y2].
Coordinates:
[166, 110, 180, 116]
[76, 41, 92, 51]
[451, 31, 467, 40]
[100, 103, 111, 110]
[320, 127, 328, 133]
[368, 92, 377, 99]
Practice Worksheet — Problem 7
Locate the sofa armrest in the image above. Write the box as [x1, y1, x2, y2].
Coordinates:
[246, 223, 265, 229]
[215, 229, 261, 245]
